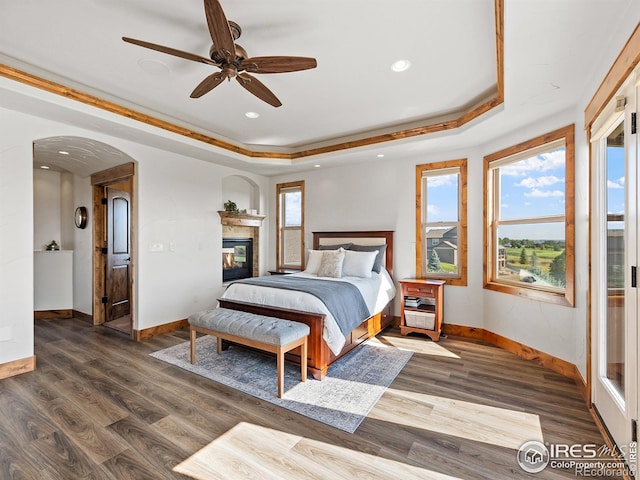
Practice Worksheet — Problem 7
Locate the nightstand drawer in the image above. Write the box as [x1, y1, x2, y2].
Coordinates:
[404, 284, 436, 297]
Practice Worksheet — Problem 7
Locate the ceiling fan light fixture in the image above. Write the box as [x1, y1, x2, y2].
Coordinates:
[391, 59, 411, 72]
[245, 111, 260, 119]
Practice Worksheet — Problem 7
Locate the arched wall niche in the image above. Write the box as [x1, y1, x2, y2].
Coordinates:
[221, 175, 260, 214]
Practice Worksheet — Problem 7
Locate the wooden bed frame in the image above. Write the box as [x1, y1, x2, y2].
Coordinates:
[218, 230, 394, 380]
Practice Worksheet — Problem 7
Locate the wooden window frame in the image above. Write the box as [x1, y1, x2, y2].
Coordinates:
[276, 181, 305, 270]
[483, 125, 575, 307]
[416, 159, 468, 286]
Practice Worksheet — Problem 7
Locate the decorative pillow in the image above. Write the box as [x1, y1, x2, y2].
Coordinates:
[318, 243, 352, 250]
[316, 248, 345, 278]
[348, 244, 387, 273]
[304, 249, 324, 274]
[342, 250, 378, 278]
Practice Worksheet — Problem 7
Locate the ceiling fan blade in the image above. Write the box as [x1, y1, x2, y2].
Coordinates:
[191, 71, 227, 98]
[204, 0, 236, 60]
[241, 56, 317, 74]
[236, 73, 282, 107]
[122, 37, 218, 66]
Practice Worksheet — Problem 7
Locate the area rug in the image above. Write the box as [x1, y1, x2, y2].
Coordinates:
[150, 335, 412, 433]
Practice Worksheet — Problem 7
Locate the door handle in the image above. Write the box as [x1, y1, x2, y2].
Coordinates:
[126, 257, 131, 262]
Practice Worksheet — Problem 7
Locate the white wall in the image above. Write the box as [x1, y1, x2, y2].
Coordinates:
[0, 108, 36, 364]
[478, 109, 581, 368]
[0, 104, 270, 368]
[134, 147, 269, 328]
[269, 148, 485, 330]
[33, 168, 62, 251]
[72, 174, 93, 315]
[60, 171, 75, 250]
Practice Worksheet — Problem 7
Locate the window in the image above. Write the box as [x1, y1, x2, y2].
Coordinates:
[276, 181, 304, 269]
[416, 159, 467, 286]
[484, 125, 575, 306]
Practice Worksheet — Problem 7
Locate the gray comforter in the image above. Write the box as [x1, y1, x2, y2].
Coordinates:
[231, 275, 371, 336]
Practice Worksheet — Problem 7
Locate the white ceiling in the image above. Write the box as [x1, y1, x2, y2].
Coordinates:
[0, 0, 637, 176]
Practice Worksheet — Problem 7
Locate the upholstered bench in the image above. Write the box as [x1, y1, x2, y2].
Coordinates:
[188, 307, 310, 397]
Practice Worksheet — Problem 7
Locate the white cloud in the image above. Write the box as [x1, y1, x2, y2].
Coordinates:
[516, 175, 564, 188]
[607, 179, 624, 189]
[501, 149, 565, 177]
[427, 204, 440, 215]
[427, 173, 456, 188]
[524, 189, 564, 198]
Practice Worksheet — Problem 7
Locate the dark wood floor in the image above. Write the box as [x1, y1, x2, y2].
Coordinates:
[0, 317, 618, 479]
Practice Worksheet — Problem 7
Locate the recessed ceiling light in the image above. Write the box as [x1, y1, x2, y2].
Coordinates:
[314, 164, 321, 168]
[391, 59, 411, 72]
[58, 150, 69, 155]
[377, 154, 385, 158]
[40, 165, 50, 169]
[245, 111, 260, 119]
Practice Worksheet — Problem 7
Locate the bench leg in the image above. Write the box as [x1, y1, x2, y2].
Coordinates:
[216, 336, 223, 355]
[277, 347, 284, 398]
[301, 338, 307, 383]
[190, 327, 196, 364]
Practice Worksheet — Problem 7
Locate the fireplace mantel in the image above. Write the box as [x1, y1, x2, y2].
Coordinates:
[218, 211, 266, 227]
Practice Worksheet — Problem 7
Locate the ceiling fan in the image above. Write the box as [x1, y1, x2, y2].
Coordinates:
[123, 0, 317, 107]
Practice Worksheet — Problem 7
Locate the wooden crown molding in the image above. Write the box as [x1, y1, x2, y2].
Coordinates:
[0, 0, 504, 161]
[585, 21, 640, 129]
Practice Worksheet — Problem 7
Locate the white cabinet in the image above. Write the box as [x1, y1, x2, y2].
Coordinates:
[34, 250, 73, 311]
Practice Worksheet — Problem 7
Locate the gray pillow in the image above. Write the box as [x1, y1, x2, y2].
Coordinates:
[318, 243, 352, 250]
[349, 244, 387, 273]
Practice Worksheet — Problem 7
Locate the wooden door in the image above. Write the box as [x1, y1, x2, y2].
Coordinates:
[106, 187, 131, 322]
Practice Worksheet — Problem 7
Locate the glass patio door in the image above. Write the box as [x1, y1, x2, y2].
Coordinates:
[591, 79, 638, 472]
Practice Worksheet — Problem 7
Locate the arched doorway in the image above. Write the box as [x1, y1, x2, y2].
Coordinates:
[33, 136, 137, 337]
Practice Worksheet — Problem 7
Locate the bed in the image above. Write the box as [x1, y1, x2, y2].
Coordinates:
[218, 230, 396, 380]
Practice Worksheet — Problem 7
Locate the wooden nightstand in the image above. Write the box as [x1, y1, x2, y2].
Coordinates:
[268, 268, 302, 275]
[399, 279, 445, 341]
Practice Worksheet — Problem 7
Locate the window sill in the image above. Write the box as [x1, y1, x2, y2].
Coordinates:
[483, 281, 574, 307]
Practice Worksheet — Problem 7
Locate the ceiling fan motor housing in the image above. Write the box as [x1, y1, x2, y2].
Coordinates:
[209, 42, 247, 64]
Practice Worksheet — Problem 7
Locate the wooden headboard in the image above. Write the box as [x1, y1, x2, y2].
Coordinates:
[312, 231, 394, 279]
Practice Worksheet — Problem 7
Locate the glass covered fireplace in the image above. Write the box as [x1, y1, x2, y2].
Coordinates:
[222, 238, 253, 282]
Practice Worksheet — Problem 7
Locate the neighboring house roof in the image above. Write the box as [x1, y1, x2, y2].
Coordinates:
[426, 227, 457, 240]
[434, 241, 457, 250]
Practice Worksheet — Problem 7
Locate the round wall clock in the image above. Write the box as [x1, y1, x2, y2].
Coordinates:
[74, 206, 88, 229]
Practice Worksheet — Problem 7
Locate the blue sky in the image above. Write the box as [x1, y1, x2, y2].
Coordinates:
[284, 191, 302, 226]
[427, 148, 568, 240]
[425, 144, 626, 241]
[607, 145, 625, 217]
[497, 148, 566, 240]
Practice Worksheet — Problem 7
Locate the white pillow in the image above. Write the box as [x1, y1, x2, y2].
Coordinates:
[304, 249, 324, 274]
[342, 249, 378, 278]
[316, 248, 345, 278]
